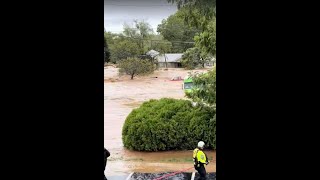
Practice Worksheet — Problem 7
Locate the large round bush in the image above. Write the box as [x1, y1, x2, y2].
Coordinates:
[122, 98, 216, 151]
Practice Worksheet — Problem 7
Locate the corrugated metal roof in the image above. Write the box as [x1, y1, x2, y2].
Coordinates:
[156, 53, 183, 63]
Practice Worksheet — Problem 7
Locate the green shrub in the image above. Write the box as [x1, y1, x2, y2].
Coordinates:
[122, 98, 216, 151]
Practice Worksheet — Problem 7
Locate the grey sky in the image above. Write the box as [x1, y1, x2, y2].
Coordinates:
[104, 0, 178, 34]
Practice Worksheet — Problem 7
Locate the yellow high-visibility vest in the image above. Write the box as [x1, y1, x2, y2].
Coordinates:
[193, 148, 207, 165]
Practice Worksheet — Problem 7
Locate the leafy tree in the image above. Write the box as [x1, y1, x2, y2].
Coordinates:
[109, 38, 140, 63]
[181, 47, 199, 69]
[123, 20, 154, 54]
[186, 68, 216, 106]
[181, 47, 210, 69]
[167, 0, 216, 27]
[168, 0, 216, 57]
[157, 11, 200, 52]
[104, 36, 110, 63]
[185, 68, 216, 149]
[166, 0, 216, 149]
[118, 57, 154, 80]
[194, 18, 216, 57]
[122, 98, 216, 151]
[133, 20, 154, 39]
[104, 31, 117, 46]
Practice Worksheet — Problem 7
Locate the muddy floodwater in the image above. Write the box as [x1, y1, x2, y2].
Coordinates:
[104, 67, 215, 176]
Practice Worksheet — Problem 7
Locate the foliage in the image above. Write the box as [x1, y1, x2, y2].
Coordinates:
[123, 20, 154, 54]
[105, 20, 155, 63]
[181, 47, 210, 69]
[123, 20, 154, 39]
[104, 31, 117, 46]
[167, 0, 216, 27]
[181, 47, 199, 69]
[118, 57, 154, 80]
[194, 18, 216, 57]
[186, 68, 216, 106]
[109, 37, 140, 63]
[104, 32, 139, 63]
[104, 36, 110, 63]
[151, 39, 172, 54]
[167, 0, 216, 57]
[122, 98, 216, 151]
[157, 11, 200, 52]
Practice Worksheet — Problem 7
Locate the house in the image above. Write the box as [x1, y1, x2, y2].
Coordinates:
[146, 50, 183, 68]
[156, 53, 183, 68]
[204, 57, 216, 68]
[146, 50, 215, 69]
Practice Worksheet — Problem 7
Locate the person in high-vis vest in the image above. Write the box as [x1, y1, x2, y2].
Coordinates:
[193, 141, 209, 180]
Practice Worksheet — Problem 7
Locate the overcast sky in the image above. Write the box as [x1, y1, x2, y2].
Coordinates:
[104, 0, 178, 34]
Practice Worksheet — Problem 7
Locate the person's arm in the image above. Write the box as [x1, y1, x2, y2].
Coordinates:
[204, 152, 209, 165]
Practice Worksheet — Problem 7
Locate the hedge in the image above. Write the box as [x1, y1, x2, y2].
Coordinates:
[122, 98, 216, 151]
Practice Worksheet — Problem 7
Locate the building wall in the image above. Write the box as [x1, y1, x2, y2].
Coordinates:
[204, 61, 214, 68]
[157, 62, 182, 68]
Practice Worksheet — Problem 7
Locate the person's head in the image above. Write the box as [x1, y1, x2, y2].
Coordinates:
[198, 141, 205, 149]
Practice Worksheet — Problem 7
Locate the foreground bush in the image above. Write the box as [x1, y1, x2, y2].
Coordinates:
[122, 98, 215, 151]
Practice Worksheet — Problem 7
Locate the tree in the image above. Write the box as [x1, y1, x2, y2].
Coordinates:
[104, 36, 110, 63]
[157, 11, 200, 53]
[186, 67, 216, 106]
[181, 47, 199, 69]
[185, 68, 216, 148]
[181, 47, 209, 69]
[118, 57, 154, 80]
[123, 20, 154, 54]
[104, 31, 117, 45]
[194, 18, 216, 57]
[104, 28, 110, 64]
[167, 0, 216, 57]
[167, 0, 216, 27]
[109, 38, 140, 63]
[134, 20, 154, 39]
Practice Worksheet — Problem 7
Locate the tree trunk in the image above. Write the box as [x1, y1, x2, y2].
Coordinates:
[142, 40, 144, 54]
[164, 54, 168, 69]
[131, 73, 134, 80]
[200, 57, 205, 68]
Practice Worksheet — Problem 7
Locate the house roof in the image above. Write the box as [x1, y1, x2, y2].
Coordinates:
[156, 53, 183, 63]
[146, 50, 160, 58]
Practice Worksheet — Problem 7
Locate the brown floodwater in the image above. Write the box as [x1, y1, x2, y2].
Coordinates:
[104, 67, 214, 176]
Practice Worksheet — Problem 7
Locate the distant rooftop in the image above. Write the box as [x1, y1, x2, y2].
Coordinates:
[157, 53, 183, 63]
[146, 50, 160, 58]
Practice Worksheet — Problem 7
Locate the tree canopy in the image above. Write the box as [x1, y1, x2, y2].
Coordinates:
[104, 36, 110, 63]
[181, 47, 203, 69]
[109, 37, 140, 63]
[186, 68, 216, 106]
[118, 57, 154, 80]
[123, 20, 154, 54]
[157, 11, 200, 53]
[167, 0, 216, 57]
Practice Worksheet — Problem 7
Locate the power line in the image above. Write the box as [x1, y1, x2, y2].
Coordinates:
[105, 32, 195, 44]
